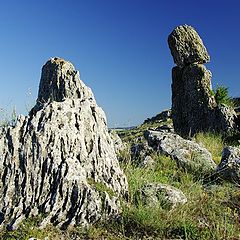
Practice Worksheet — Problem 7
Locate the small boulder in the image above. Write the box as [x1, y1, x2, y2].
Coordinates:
[136, 183, 187, 209]
[130, 141, 154, 166]
[215, 105, 237, 133]
[145, 130, 216, 176]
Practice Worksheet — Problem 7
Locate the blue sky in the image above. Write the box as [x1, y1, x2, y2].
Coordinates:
[0, 0, 239, 127]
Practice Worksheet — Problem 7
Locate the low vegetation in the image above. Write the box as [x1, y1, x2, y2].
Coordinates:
[1, 118, 240, 239]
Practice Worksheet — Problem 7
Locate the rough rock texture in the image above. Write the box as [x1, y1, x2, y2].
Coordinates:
[145, 130, 216, 175]
[215, 105, 237, 132]
[136, 183, 187, 209]
[216, 146, 240, 184]
[0, 57, 128, 230]
[169, 25, 237, 137]
[172, 64, 215, 136]
[168, 25, 210, 68]
[130, 141, 154, 167]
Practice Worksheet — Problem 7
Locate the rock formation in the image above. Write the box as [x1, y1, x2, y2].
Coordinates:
[0, 57, 128, 230]
[168, 25, 237, 137]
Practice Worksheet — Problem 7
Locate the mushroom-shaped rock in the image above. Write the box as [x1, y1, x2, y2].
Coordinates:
[0, 57, 128, 230]
[168, 25, 237, 137]
[168, 25, 210, 67]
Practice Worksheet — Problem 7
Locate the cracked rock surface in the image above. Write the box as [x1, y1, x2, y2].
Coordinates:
[0, 57, 128, 230]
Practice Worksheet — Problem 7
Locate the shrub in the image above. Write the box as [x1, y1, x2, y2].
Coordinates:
[214, 85, 235, 107]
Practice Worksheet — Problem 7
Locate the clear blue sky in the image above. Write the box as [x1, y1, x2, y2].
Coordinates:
[0, 0, 239, 127]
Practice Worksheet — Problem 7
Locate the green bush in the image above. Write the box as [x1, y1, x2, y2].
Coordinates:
[214, 85, 235, 107]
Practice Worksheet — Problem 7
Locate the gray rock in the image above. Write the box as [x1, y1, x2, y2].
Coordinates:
[37, 58, 87, 104]
[130, 141, 154, 166]
[168, 25, 210, 67]
[215, 105, 237, 132]
[137, 183, 187, 209]
[216, 146, 240, 184]
[145, 130, 216, 175]
[0, 57, 128, 230]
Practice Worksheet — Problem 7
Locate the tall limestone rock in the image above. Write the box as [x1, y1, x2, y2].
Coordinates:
[168, 25, 237, 137]
[0, 57, 128, 230]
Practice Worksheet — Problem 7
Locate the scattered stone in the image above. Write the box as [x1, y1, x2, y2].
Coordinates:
[130, 141, 154, 166]
[145, 130, 216, 175]
[0, 57, 128, 230]
[216, 146, 240, 184]
[136, 183, 187, 209]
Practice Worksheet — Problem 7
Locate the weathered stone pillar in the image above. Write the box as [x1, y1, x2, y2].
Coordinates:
[168, 25, 236, 137]
[0, 57, 128, 230]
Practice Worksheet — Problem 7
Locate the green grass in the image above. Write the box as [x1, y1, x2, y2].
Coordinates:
[0, 216, 63, 240]
[117, 158, 240, 240]
[194, 132, 224, 164]
[213, 85, 236, 108]
[116, 130, 240, 239]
